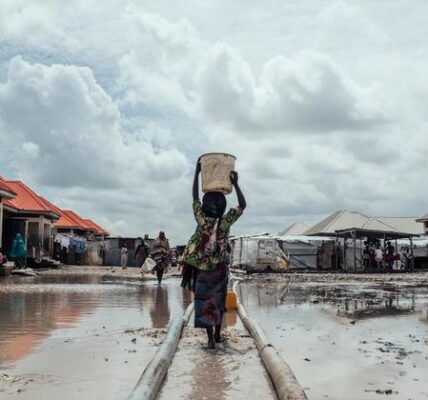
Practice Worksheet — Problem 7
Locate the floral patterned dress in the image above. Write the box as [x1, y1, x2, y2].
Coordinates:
[185, 200, 243, 328]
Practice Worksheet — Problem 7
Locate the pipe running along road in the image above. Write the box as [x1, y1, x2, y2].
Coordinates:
[127, 302, 194, 400]
[232, 280, 308, 400]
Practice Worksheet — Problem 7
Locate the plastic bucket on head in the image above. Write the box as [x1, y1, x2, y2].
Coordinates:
[200, 153, 236, 194]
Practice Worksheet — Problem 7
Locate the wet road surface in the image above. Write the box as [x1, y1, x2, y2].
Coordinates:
[1, 270, 428, 400]
[239, 274, 428, 400]
[158, 316, 277, 400]
[0, 273, 191, 400]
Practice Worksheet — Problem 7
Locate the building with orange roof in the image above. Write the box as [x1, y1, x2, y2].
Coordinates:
[83, 219, 109, 239]
[1, 178, 60, 258]
[53, 210, 108, 239]
[0, 177, 17, 249]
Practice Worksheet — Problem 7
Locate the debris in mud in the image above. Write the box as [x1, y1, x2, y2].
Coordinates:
[124, 327, 167, 339]
[365, 388, 397, 395]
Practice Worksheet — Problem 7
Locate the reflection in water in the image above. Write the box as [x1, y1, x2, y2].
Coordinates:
[240, 281, 424, 321]
[181, 287, 193, 313]
[0, 275, 186, 369]
[188, 351, 227, 400]
[0, 276, 102, 367]
[148, 286, 170, 329]
[239, 279, 428, 400]
[338, 294, 415, 320]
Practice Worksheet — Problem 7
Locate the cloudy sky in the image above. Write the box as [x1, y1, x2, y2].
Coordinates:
[1, 1, 427, 244]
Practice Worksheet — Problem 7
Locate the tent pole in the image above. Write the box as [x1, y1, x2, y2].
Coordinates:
[343, 237, 346, 272]
[353, 232, 357, 273]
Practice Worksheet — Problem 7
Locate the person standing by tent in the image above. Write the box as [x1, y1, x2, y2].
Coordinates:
[374, 243, 384, 271]
[150, 231, 171, 284]
[120, 244, 128, 269]
[10, 233, 27, 269]
[185, 159, 246, 349]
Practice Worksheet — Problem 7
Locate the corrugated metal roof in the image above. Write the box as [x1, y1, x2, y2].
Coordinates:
[416, 213, 428, 222]
[305, 210, 423, 237]
[374, 217, 424, 235]
[305, 210, 370, 236]
[278, 222, 309, 236]
[84, 219, 109, 236]
[61, 210, 95, 232]
[3, 180, 60, 217]
[0, 177, 17, 199]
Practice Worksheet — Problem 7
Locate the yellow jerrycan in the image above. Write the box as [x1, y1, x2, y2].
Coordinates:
[225, 290, 238, 310]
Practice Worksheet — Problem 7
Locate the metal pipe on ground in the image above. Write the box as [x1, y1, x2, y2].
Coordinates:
[127, 302, 194, 400]
[232, 280, 308, 400]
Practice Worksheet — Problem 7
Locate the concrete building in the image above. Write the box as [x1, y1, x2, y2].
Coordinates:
[0, 179, 60, 258]
[0, 178, 17, 249]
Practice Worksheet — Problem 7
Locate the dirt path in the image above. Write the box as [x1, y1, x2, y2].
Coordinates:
[158, 314, 277, 400]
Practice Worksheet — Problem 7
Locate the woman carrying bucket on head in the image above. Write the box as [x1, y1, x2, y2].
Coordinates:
[184, 153, 246, 349]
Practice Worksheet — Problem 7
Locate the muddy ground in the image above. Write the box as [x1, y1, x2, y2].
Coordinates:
[1, 269, 427, 399]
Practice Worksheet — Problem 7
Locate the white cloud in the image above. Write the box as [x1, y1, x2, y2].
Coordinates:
[118, 10, 385, 135]
[0, 56, 188, 189]
[1, 1, 428, 242]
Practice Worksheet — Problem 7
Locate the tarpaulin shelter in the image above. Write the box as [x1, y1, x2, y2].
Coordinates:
[230, 234, 334, 272]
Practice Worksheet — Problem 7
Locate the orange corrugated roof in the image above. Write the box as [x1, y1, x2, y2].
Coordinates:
[39, 198, 82, 230]
[84, 219, 109, 236]
[61, 210, 96, 232]
[41, 197, 106, 234]
[0, 176, 17, 198]
[3, 180, 60, 218]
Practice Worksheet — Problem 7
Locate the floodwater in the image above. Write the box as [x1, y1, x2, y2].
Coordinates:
[0, 273, 192, 400]
[239, 275, 428, 400]
[2, 271, 428, 400]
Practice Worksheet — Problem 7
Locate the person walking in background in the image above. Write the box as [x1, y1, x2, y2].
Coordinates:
[185, 159, 246, 349]
[120, 244, 128, 269]
[134, 238, 149, 268]
[150, 231, 171, 284]
[10, 233, 27, 269]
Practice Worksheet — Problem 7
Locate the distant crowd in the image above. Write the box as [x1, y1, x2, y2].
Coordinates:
[362, 238, 414, 272]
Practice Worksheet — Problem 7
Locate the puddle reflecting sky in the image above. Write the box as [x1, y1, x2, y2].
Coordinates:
[0, 275, 192, 400]
[1, 274, 427, 400]
[239, 279, 428, 400]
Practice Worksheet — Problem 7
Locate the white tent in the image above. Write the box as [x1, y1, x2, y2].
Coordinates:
[230, 234, 334, 272]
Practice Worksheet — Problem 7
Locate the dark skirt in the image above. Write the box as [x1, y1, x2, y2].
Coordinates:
[194, 266, 228, 328]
